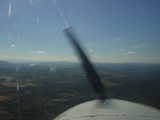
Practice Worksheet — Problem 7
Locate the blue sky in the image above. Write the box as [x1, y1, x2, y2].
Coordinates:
[0, 0, 160, 63]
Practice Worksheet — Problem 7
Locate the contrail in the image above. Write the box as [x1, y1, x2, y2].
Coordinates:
[53, 0, 70, 28]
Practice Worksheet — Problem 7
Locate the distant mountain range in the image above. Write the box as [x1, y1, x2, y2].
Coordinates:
[0, 61, 16, 68]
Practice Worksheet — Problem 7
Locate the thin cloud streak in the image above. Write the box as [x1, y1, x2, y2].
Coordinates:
[28, 50, 47, 55]
[131, 43, 147, 49]
[125, 51, 136, 55]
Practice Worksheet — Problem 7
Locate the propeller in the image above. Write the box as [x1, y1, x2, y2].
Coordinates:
[53, 0, 107, 101]
[64, 27, 107, 101]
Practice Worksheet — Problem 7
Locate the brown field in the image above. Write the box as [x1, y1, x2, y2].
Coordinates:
[0, 96, 13, 102]
[0, 82, 35, 88]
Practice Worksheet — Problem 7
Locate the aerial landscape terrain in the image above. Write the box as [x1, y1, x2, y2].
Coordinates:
[0, 0, 160, 120]
[0, 60, 160, 120]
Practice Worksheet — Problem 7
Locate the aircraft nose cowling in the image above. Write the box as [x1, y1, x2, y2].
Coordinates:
[54, 99, 160, 120]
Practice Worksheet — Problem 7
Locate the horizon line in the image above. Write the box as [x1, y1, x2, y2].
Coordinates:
[1, 59, 160, 64]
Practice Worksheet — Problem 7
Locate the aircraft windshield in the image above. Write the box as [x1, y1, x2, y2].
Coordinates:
[0, 0, 160, 120]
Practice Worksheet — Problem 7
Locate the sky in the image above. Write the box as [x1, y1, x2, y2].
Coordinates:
[0, 0, 160, 63]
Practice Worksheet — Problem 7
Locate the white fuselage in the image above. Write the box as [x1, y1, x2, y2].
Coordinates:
[54, 99, 160, 120]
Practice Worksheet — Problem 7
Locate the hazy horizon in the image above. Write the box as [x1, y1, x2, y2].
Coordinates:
[1, 59, 160, 65]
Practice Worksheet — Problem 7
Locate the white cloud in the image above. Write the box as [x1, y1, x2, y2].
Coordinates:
[28, 50, 47, 55]
[29, 63, 36, 67]
[11, 44, 15, 48]
[125, 51, 136, 55]
[37, 50, 47, 55]
[120, 43, 147, 55]
[131, 43, 147, 49]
